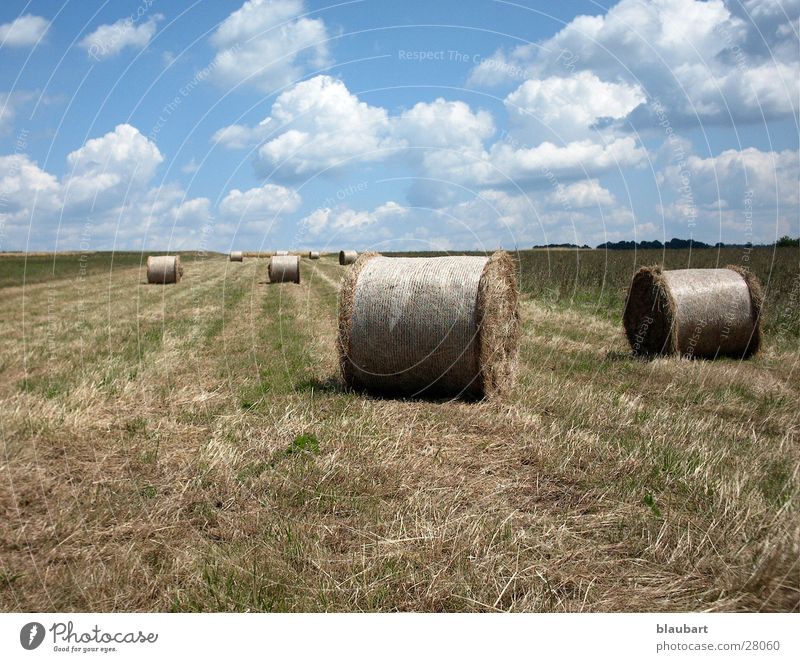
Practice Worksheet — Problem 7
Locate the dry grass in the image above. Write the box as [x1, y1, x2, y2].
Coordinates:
[0, 253, 797, 612]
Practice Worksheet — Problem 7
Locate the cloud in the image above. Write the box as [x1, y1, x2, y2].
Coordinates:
[0, 153, 61, 224]
[421, 136, 646, 188]
[212, 118, 274, 150]
[0, 14, 49, 47]
[170, 196, 212, 225]
[0, 91, 35, 133]
[216, 79, 499, 179]
[79, 14, 163, 60]
[0, 122, 312, 250]
[213, 73, 646, 203]
[209, 0, 330, 92]
[181, 158, 200, 174]
[468, 0, 799, 124]
[219, 182, 302, 218]
[395, 98, 495, 150]
[300, 201, 407, 236]
[547, 179, 616, 208]
[297, 182, 631, 249]
[658, 146, 799, 241]
[505, 72, 645, 143]
[255, 75, 395, 177]
[63, 124, 164, 206]
[436, 186, 638, 248]
[0, 124, 220, 250]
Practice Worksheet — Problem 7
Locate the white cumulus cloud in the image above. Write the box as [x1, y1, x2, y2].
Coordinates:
[547, 179, 617, 208]
[79, 14, 163, 60]
[658, 146, 799, 241]
[505, 72, 645, 143]
[0, 14, 49, 47]
[209, 0, 330, 92]
[421, 136, 646, 188]
[395, 98, 495, 150]
[300, 201, 407, 236]
[469, 0, 799, 124]
[63, 124, 164, 205]
[219, 182, 302, 218]
[255, 75, 395, 177]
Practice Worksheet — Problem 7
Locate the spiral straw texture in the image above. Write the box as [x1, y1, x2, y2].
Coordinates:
[268, 255, 300, 284]
[623, 266, 762, 358]
[146, 255, 182, 284]
[338, 252, 519, 398]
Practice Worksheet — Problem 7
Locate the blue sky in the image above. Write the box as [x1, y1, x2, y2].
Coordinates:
[0, 0, 797, 252]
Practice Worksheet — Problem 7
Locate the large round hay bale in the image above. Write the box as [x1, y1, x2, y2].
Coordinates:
[339, 250, 358, 265]
[230, 251, 243, 262]
[309, 251, 320, 259]
[623, 266, 762, 358]
[276, 250, 289, 256]
[268, 255, 300, 284]
[338, 252, 520, 398]
[146, 255, 182, 284]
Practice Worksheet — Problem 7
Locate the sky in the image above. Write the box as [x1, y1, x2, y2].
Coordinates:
[0, 0, 797, 253]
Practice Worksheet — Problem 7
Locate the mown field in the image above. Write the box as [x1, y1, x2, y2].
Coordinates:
[0, 248, 798, 612]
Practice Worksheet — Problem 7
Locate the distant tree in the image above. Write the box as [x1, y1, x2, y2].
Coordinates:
[776, 235, 799, 247]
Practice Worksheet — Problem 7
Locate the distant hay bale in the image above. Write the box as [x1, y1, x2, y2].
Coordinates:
[146, 255, 182, 284]
[309, 251, 320, 259]
[339, 250, 358, 265]
[268, 255, 300, 284]
[623, 265, 762, 359]
[229, 251, 243, 262]
[276, 250, 289, 256]
[338, 252, 520, 398]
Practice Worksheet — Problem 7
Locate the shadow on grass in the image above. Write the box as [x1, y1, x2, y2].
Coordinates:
[294, 374, 484, 403]
[294, 376, 343, 394]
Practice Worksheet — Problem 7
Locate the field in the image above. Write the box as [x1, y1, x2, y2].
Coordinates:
[0, 248, 798, 612]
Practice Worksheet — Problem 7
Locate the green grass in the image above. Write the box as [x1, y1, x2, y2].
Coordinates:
[515, 246, 800, 342]
[387, 246, 800, 343]
[0, 251, 221, 289]
[1, 252, 797, 613]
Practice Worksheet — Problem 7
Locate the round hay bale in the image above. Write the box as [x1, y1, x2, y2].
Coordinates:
[146, 255, 182, 284]
[339, 250, 358, 265]
[623, 265, 762, 358]
[268, 255, 300, 284]
[309, 251, 320, 260]
[338, 252, 520, 399]
[229, 251, 243, 262]
[276, 250, 289, 256]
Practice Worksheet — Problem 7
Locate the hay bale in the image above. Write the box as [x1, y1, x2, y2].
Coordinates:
[146, 255, 182, 284]
[623, 265, 762, 358]
[309, 251, 320, 259]
[339, 250, 358, 265]
[229, 251, 243, 262]
[268, 255, 300, 284]
[276, 250, 289, 256]
[338, 252, 520, 398]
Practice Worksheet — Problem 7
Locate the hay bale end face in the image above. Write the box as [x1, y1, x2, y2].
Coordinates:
[309, 251, 321, 259]
[268, 255, 300, 284]
[338, 252, 520, 399]
[229, 251, 243, 262]
[623, 266, 762, 358]
[146, 255, 182, 284]
[339, 250, 358, 265]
